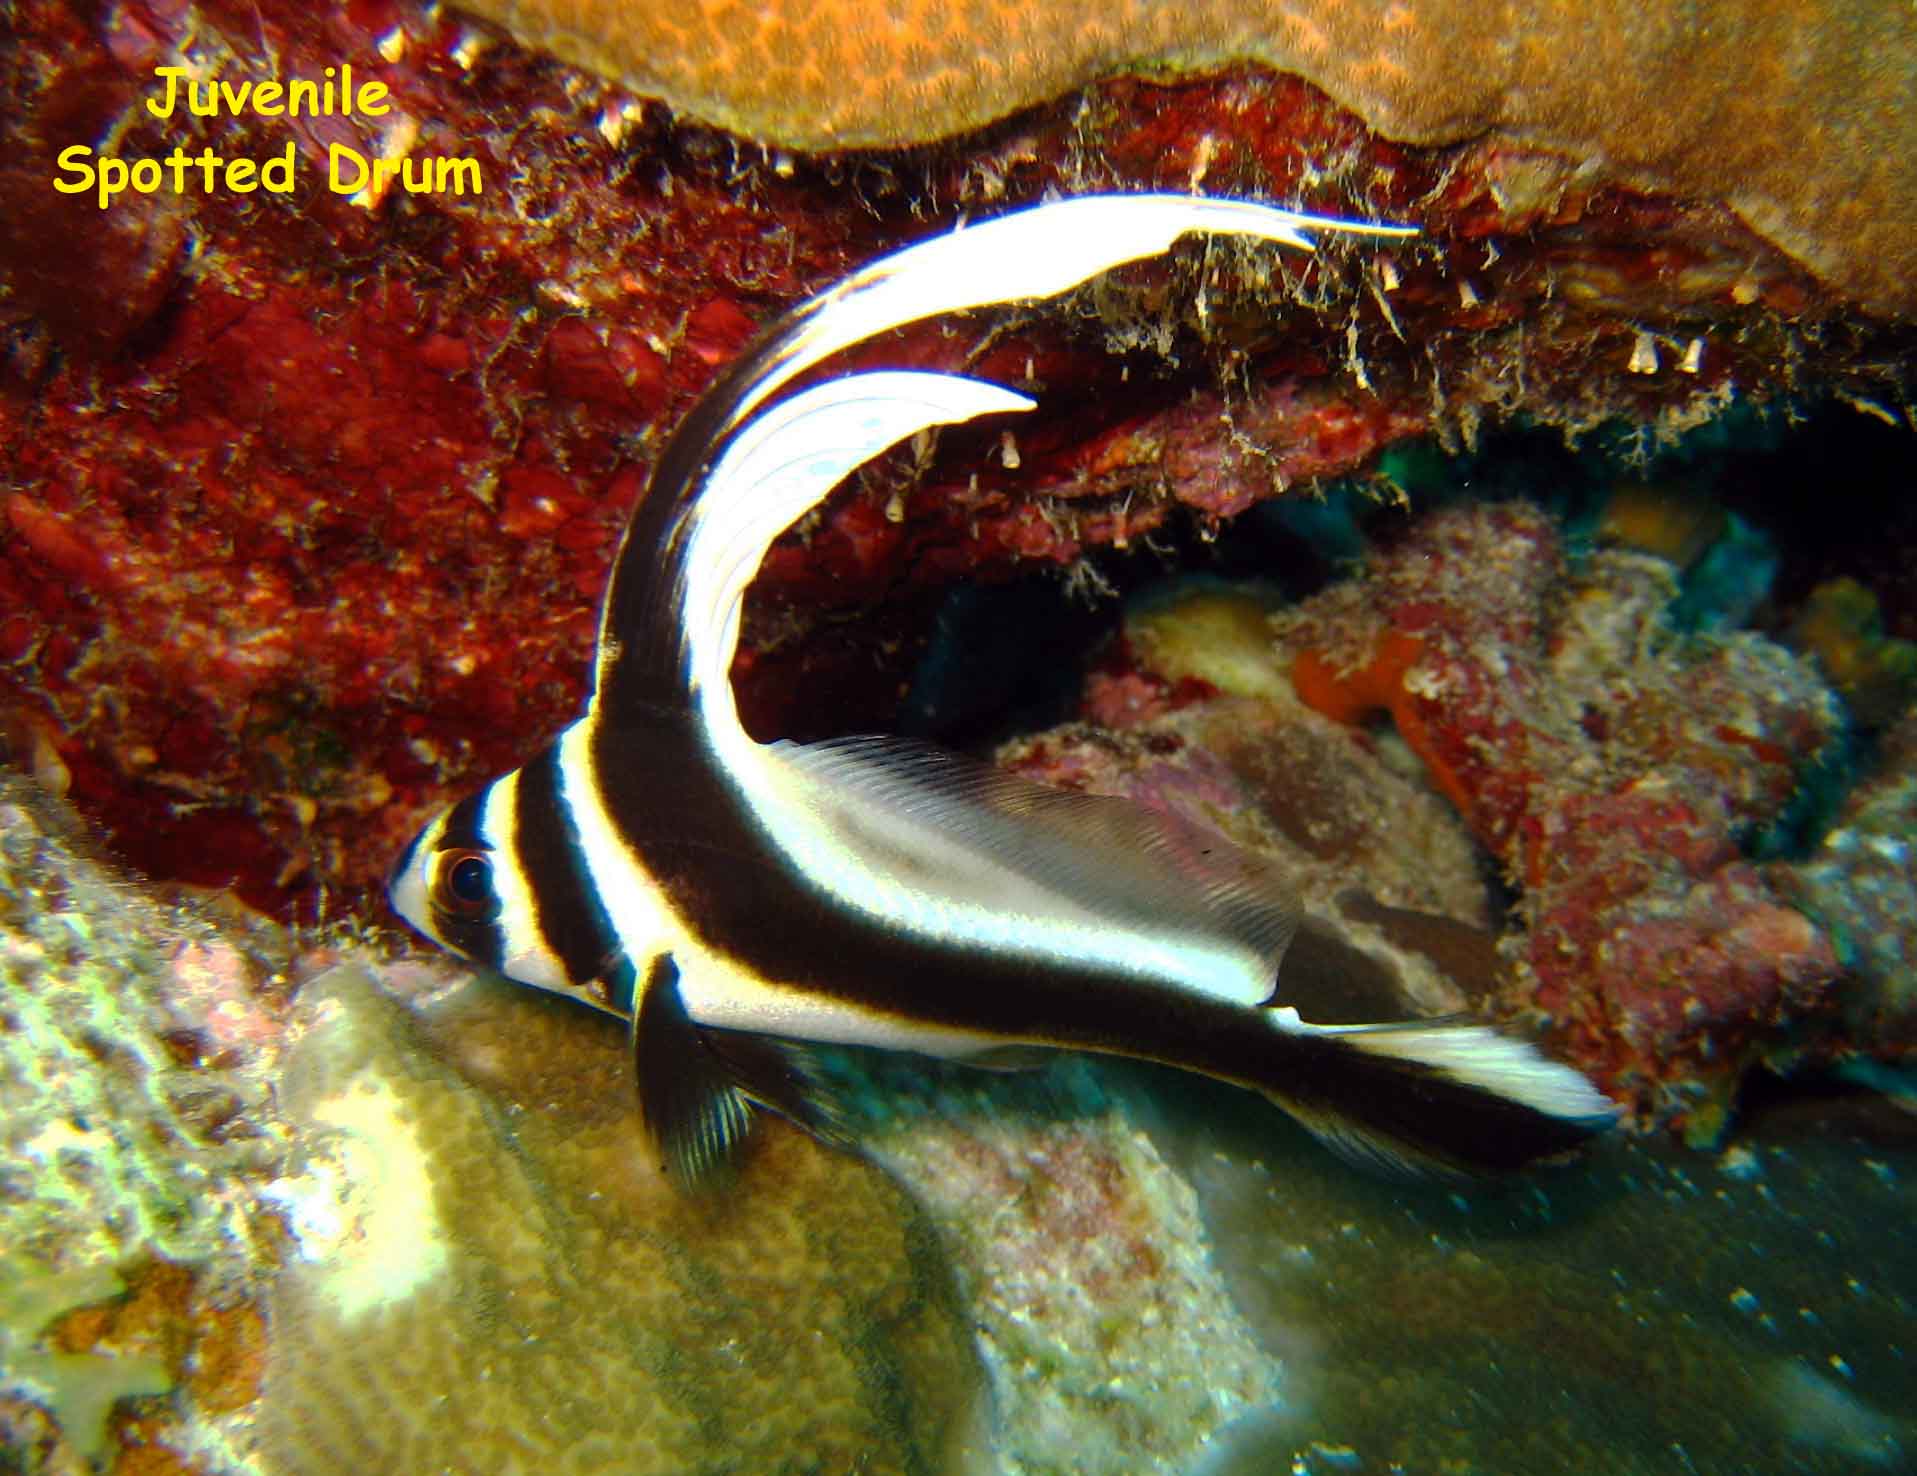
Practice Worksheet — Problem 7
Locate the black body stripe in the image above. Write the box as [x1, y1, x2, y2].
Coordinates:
[435, 790, 505, 970]
[514, 745, 622, 991]
[597, 293, 829, 717]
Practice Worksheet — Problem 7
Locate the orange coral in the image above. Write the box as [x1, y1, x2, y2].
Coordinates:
[456, 0, 1917, 315]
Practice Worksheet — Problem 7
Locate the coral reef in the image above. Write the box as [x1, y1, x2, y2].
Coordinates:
[0, 772, 983, 1473]
[457, 0, 1917, 315]
[0, 771, 290, 1471]
[4, 17, 1915, 1463]
[1270, 502, 1845, 1131]
[1049, 502, 1855, 1135]
[0, 1263, 172, 1467]
[3, 0, 1912, 921]
[1595, 480, 1730, 572]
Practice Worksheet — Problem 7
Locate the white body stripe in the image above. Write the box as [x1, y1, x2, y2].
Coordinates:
[554, 721, 681, 979]
[672, 369, 1279, 1010]
[730, 738, 1274, 1006]
[476, 772, 573, 995]
[680, 372, 1035, 714]
[669, 942, 1010, 1057]
[384, 813, 439, 951]
[567, 703, 1032, 1055]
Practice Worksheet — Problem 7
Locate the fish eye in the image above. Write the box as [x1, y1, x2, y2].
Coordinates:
[432, 847, 497, 920]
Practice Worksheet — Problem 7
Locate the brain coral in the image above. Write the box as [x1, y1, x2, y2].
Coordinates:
[457, 0, 1917, 316]
[260, 965, 979, 1476]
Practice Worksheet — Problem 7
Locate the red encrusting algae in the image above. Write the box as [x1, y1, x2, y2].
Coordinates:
[2, 0, 1909, 926]
[1278, 503, 1844, 1133]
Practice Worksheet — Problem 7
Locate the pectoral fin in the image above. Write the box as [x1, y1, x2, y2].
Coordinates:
[699, 1029, 855, 1151]
[628, 954, 853, 1190]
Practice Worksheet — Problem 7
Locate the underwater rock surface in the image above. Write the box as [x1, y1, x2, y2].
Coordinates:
[1152, 1072, 1917, 1475]
[1273, 501, 1844, 1129]
[843, 1056, 1285, 1475]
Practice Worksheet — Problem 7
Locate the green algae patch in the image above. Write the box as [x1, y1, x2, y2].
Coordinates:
[0, 1261, 174, 1464]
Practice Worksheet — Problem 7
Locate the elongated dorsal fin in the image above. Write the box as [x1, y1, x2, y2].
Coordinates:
[675, 372, 1035, 729]
[594, 193, 1416, 720]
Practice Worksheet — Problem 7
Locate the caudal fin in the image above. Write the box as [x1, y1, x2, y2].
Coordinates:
[1263, 1012, 1620, 1178]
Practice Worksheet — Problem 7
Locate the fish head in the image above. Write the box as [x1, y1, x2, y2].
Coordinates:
[386, 770, 582, 1004]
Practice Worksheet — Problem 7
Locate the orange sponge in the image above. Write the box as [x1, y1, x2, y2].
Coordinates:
[1290, 630, 1476, 820]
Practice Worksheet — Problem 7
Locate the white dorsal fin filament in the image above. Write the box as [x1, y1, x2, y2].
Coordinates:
[681, 371, 1035, 724]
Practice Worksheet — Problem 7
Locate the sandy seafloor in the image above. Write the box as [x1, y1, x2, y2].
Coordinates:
[1112, 1063, 1915, 1475]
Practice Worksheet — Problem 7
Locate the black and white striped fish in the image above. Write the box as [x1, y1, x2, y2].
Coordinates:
[389, 194, 1617, 1187]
